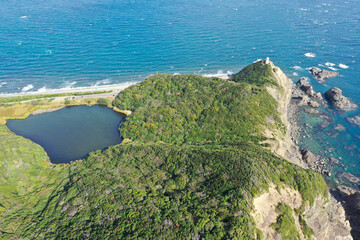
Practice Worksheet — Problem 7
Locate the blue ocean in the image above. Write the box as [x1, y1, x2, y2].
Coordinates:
[0, 0, 359, 180]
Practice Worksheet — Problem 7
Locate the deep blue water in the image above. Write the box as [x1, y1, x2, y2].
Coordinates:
[6, 106, 124, 164]
[0, 0, 359, 178]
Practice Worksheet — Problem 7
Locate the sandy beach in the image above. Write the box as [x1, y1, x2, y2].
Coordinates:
[0, 82, 138, 98]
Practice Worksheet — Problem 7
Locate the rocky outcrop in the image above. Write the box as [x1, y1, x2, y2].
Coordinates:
[303, 195, 352, 240]
[325, 87, 358, 111]
[309, 67, 339, 82]
[346, 114, 360, 127]
[300, 149, 318, 166]
[252, 185, 352, 240]
[308, 100, 320, 108]
[336, 172, 360, 184]
[296, 77, 323, 100]
[304, 108, 320, 114]
[336, 186, 360, 239]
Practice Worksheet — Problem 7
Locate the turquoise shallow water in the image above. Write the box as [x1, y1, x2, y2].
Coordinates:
[6, 106, 124, 164]
[0, 0, 359, 177]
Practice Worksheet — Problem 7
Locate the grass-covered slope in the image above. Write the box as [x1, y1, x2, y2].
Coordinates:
[0, 124, 66, 237]
[0, 60, 328, 239]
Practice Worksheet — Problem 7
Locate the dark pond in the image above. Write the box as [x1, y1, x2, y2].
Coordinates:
[6, 105, 125, 164]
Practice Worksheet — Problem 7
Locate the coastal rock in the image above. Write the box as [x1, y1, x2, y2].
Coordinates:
[308, 100, 320, 108]
[300, 149, 317, 166]
[297, 95, 310, 106]
[336, 172, 360, 184]
[309, 67, 339, 82]
[336, 186, 360, 237]
[304, 108, 320, 114]
[333, 124, 346, 131]
[295, 77, 323, 99]
[346, 114, 360, 127]
[325, 87, 358, 111]
[337, 185, 357, 198]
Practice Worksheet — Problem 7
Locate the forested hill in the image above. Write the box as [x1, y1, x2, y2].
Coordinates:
[0, 60, 328, 239]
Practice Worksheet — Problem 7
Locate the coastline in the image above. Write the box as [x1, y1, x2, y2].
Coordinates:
[0, 83, 136, 124]
[0, 82, 138, 98]
[264, 62, 304, 167]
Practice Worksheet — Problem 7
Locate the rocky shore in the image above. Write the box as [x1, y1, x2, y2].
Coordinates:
[263, 63, 353, 239]
[289, 74, 360, 239]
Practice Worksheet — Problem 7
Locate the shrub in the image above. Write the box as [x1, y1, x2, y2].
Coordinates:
[97, 98, 109, 106]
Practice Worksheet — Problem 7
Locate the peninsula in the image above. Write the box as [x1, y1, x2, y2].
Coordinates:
[0, 60, 352, 239]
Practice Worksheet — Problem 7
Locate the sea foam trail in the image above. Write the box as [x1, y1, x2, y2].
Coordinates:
[292, 65, 302, 70]
[339, 64, 349, 69]
[21, 84, 34, 92]
[325, 62, 336, 66]
[304, 52, 316, 57]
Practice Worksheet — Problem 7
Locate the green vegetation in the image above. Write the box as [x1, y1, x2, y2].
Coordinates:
[97, 98, 110, 106]
[271, 203, 300, 239]
[0, 61, 328, 239]
[231, 60, 279, 86]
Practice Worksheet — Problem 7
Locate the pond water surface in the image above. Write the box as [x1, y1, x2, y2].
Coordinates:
[7, 105, 124, 164]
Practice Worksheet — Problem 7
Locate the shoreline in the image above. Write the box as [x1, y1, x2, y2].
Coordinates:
[0, 82, 138, 98]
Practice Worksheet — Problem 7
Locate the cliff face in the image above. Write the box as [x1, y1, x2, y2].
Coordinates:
[263, 61, 304, 167]
[252, 60, 352, 240]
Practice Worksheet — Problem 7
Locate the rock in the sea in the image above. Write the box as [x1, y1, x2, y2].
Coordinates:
[308, 100, 320, 108]
[309, 67, 339, 82]
[333, 124, 346, 131]
[336, 172, 360, 184]
[346, 114, 360, 127]
[337, 185, 357, 198]
[296, 77, 323, 99]
[300, 149, 317, 166]
[325, 87, 358, 111]
[304, 108, 320, 114]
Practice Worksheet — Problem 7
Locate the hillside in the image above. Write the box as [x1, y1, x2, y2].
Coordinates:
[0, 60, 350, 239]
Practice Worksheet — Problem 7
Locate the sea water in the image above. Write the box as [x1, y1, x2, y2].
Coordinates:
[6, 106, 124, 164]
[0, 0, 359, 178]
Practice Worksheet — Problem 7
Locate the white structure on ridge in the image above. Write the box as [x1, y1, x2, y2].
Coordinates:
[265, 57, 270, 64]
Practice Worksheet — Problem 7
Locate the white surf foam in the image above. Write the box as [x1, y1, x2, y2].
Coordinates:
[94, 79, 111, 86]
[339, 64, 349, 69]
[325, 62, 335, 66]
[292, 72, 299, 76]
[304, 52, 316, 57]
[20, 15, 28, 19]
[292, 66, 302, 70]
[22, 84, 34, 92]
[37, 86, 48, 93]
[328, 67, 338, 71]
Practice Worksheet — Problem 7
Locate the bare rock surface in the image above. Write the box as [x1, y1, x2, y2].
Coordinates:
[300, 149, 318, 166]
[325, 87, 358, 111]
[296, 77, 323, 99]
[336, 172, 360, 184]
[309, 67, 339, 82]
[304, 108, 320, 114]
